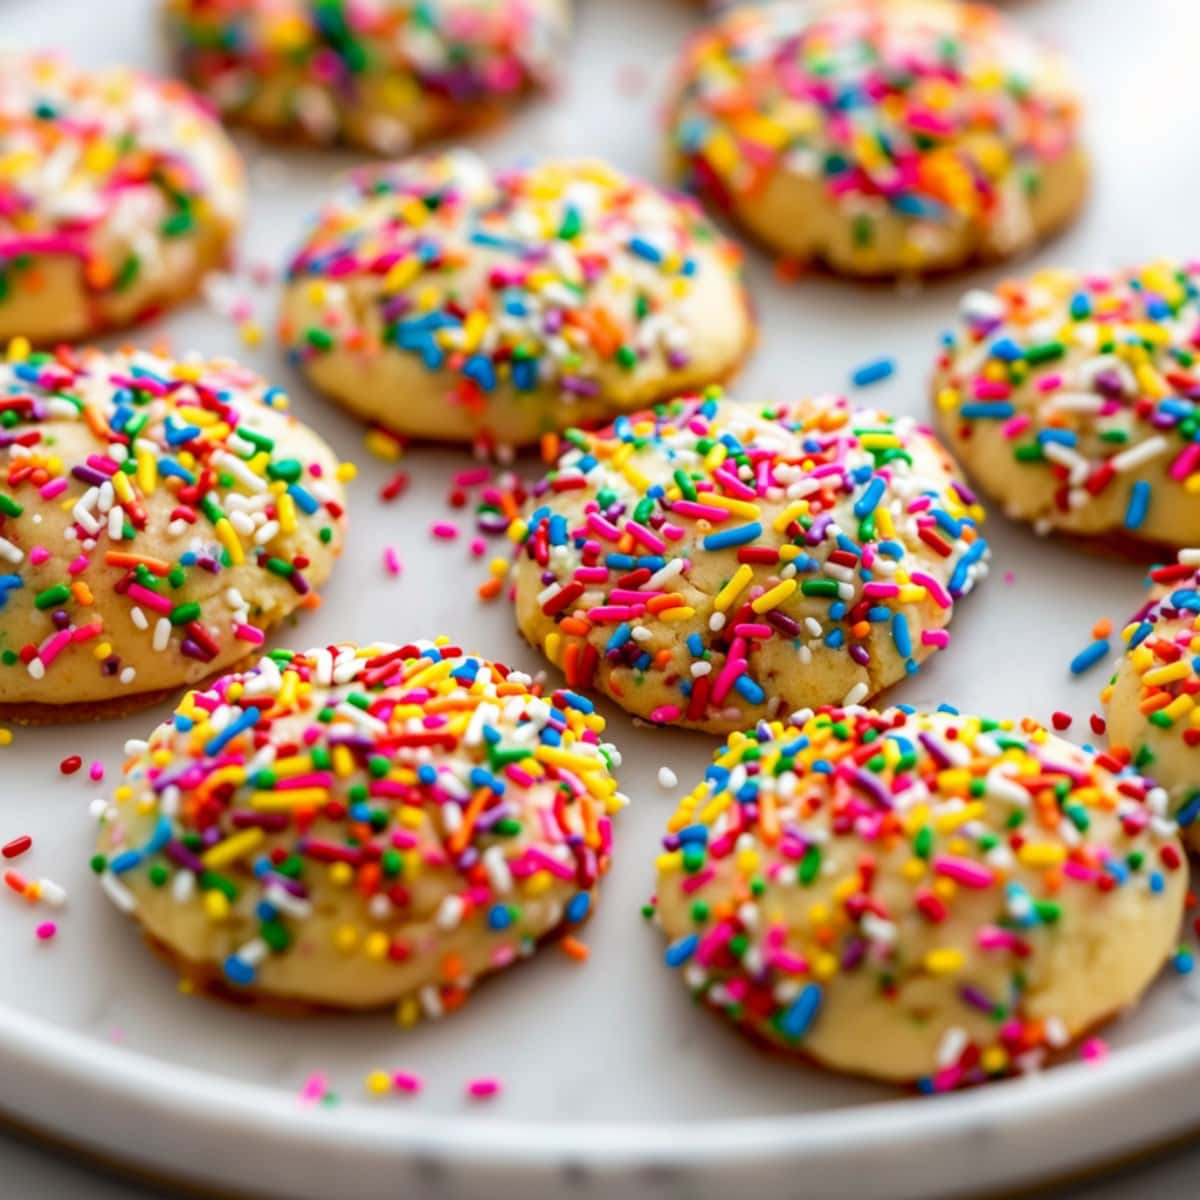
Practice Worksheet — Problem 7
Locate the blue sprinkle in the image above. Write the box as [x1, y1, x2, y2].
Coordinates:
[566, 893, 591, 924]
[850, 356, 895, 388]
[488, 905, 512, 931]
[779, 983, 822, 1040]
[1177, 792, 1200, 829]
[223, 956, 256, 987]
[892, 612, 912, 657]
[1125, 480, 1151, 531]
[1069, 639, 1110, 675]
[853, 475, 886, 519]
[702, 522, 762, 551]
[961, 401, 1016, 420]
[664, 934, 699, 968]
[109, 849, 143, 875]
[733, 675, 765, 704]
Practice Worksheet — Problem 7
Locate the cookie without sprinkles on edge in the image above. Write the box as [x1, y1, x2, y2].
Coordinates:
[165, 0, 568, 154]
[94, 640, 626, 1015]
[279, 152, 754, 448]
[1104, 548, 1200, 847]
[0, 52, 245, 344]
[509, 388, 989, 734]
[666, 0, 1087, 276]
[653, 706, 1186, 1089]
[934, 262, 1200, 550]
[0, 343, 348, 721]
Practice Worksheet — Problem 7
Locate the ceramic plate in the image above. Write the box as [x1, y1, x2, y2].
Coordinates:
[1, 1, 1197, 1196]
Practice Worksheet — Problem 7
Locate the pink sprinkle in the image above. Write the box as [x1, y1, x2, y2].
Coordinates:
[392, 1072, 423, 1094]
[933, 854, 994, 889]
[1003, 570, 1016, 585]
[469, 538, 486, 558]
[383, 546, 403, 576]
[299, 1073, 328, 1105]
[1081, 1037, 1108, 1064]
[431, 522, 459, 540]
[39, 479, 68, 501]
[66, 554, 89, 575]
[466, 1077, 501, 1100]
[921, 629, 951, 649]
[35, 922, 56, 941]
[233, 623, 265, 645]
[28, 546, 49, 567]
[89, 761, 105, 782]
[454, 467, 491, 488]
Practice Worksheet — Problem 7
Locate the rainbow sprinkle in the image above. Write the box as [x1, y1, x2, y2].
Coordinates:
[0, 343, 347, 707]
[509, 388, 989, 731]
[654, 705, 1184, 1090]
[935, 262, 1200, 543]
[94, 640, 627, 1018]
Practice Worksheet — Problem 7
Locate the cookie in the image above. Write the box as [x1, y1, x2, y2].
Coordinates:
[934, 262, 1200, 552]
[1104, 550, 1200, 848]
[666, 0, 1087, 277]
[0, 344, 348, 721]
[94, 640, 627, 1016]
[0, 52, 244, 345]
[165, 0, 568, 153]
[279, 152, 754, 449]
[653, 706, 1186, 1089]
[509, 388, 989, 735]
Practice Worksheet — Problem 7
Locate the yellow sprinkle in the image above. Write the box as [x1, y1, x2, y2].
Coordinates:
[214, 517, 245, 566]
[249, 787, 328, 809]
[1017, 843, 1066, 868]
[751, 578, 797, 613]
[714, 563, 754, 613]
[203, 890, 230, 922]
[201, 827, 265, 869]
[1144, 661, 1191, 686]
[366, 1071, 391, 1096]
[923, 948, 965, 975]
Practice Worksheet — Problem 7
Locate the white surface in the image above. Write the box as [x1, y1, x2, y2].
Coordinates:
[0, 0, 1198, 1197]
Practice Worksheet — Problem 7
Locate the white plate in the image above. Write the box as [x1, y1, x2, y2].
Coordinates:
[1, 0, 1198, 1197]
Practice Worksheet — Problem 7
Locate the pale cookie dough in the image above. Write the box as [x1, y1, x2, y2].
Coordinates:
[0, 52, 245, 345]
[934, 261, 1200, 551]
[0, 345, 348, 722]
[508, 388, 989, 735]
[1105, 549, 1200, 849]
[279, 152, 754, 449]
[666, 0, 1087, 277]
[94, 640, 627, 1015]
[654, 707, 1186, 1088]
[165, 0, 568, 153]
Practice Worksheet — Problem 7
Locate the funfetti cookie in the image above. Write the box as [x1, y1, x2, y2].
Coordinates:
[0, 345, 348, 722]
[1105, 549, 1200, 848]
[935, 262, 1200, 553]
[0, 53, 244, 344]
[509, 388, 989, 735]
[653, 706, 1186, 1089]
[666, 0, 1086, 277]
[94, 640, 626, 1016]
[165, 0, 568, 153]
[279, 152, 754, 450]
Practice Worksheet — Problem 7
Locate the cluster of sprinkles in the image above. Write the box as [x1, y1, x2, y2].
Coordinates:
[510, 389, 988, 727]
[0, 344, 347, 697]
[1103, 551, 1200, 805]
[653, 705, 1183, 1091]
[0, 52, 239, 320]
[936, 262, 1200, 536]
[168, 0, 561, 152]
[2, 832, 66, 943]
[281, 152, 740, 421]
[669, 2, 1080, 253]
[94, 640, 626, 1019]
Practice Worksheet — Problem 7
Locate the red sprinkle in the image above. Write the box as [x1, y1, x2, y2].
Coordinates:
[2, 835, 31, 860]
[60, 755, 83, 775]
[1050, 711, 1072, 731]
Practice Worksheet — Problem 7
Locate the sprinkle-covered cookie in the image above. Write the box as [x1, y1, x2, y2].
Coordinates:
[0, 52, 244, 344]
[94, 640, 626, 1015]
[666, 0, 1086, 276]
[1105, 549, 1200, 848]
[0, 344, 348, 721]
[280, 152, 754, 448]
[935, 262, 1200, 550]
[165, 0, 568, 153]
[653, 706, 1185, 1088]
[509, 388, 989, 734]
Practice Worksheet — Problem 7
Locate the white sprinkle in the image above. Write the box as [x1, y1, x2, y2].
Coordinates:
[657, 767, 678, 790]
[99, 871, 136, 914]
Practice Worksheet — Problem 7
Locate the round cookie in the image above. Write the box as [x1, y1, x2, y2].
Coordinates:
[94, 640, 627, 1015]
[165, 0, 568, 154]
[666, 0, 1087, 277]
[0, 344, 347, 722]
[0, 52, 244, 345]
[509, 388, 989, 735]
[279, 152, 754, 449]
[1104, 549, 1200, 848]
[934, 262, 1200, 551]
[653, 706, 1186, 1089]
